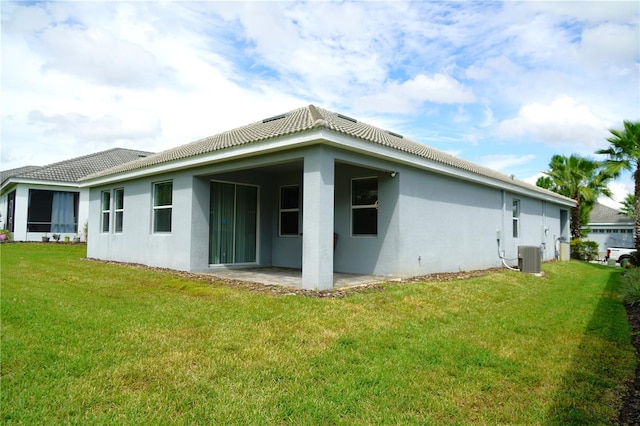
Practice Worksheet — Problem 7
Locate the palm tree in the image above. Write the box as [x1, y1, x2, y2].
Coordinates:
[619, 194, 636, 218]
[597, 120, 640, 255]
[536, 154, 613, 239]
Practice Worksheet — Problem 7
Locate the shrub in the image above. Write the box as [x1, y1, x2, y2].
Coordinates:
[620, 267, 640, 306]
[0, 229, 13, 242]
[570, 239, 599, 261]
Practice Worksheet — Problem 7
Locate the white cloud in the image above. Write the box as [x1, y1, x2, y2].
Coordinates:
[37, 25, 171, 88]
[356, 74, 475, 114]
[518, 1, 639, 24]
[27, 110, 161, 143]
[578, 22, 639, 75]
[480, 107, 493, 128]
[0, 0, 637, 178]
[466, 56, 523, 80]
[497, 96, 609, 148]
[479, 154, 535, 173]
[523, 173, 545, 186]
[599, 181, 634, 210]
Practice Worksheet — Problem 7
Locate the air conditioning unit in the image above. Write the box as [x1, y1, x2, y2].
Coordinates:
[518, 246, 542, 274]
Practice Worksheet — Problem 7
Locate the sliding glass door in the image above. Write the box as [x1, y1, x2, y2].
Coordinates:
[209, 181, 258, 264]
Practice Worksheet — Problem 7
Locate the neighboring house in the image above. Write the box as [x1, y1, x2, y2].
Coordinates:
[584, 203, 635, 257]
[0, 148, 153, 241]
[81, 105, 575, 290]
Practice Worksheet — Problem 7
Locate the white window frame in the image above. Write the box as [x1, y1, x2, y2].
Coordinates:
[351, 176, 378, 237]
[152, 181, 173, 233]
[512, 199, 520, 238]
[114, 188, 124, 233]
[101, 190, 111, 233]
[279, 185, 300, 237]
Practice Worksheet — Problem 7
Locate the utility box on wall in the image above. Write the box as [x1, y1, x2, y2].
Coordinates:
[559, 242, 570, 261]
[518, 246, 542, 273]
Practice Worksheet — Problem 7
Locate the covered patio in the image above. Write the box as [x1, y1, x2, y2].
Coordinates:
[206, 267, 395, 289]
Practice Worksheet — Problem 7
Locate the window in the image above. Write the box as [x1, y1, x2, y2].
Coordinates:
[114, 188, 124, 233]
[101, 191, 111, 233]
[153, 181, 172, 233]
[352, 177, 378, 236]
[512, 199, 520, 238]
[6, 190, 16, 232]
[279, 185, 300, 236]
[27, 190, 79, 233]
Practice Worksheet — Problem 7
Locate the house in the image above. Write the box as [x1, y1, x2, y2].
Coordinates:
[80, 105, 575, 290]
[0, 148, 153, 242]
[584, 203, 635, 257]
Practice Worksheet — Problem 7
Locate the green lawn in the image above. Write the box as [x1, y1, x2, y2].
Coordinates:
[1, 244, 636, 424]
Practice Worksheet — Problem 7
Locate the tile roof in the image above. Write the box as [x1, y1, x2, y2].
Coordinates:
[2, 148, 154, 185]
[80, 105, 573, 203]
[588, 203, 634, 225]
[1, 166, 42, 184]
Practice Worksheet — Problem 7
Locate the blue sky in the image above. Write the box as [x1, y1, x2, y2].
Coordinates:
[2, 1, 638, 206]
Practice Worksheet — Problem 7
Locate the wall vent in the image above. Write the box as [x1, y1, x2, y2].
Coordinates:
[518, 246, 542, 273]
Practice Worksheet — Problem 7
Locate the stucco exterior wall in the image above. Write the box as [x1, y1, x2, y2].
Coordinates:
[86, 143, 572, 280]
[270, 170, 303, 269]
[88, 157, 285, 272]
[332, 162, 399, 275]
[88, 171, 194, 271]
[393, 167, 569, 277]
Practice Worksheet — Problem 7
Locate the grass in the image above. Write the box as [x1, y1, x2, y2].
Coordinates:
[1, 243, 637, 424]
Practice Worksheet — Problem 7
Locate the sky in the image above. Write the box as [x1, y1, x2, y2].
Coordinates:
[1, 1, 639, 208]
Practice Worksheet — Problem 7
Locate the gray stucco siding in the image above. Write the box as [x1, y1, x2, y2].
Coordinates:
[87, 141, 571, 281]
[396, 168, 504, 276]
[392, 167, 569, 277]
[270, 169, 303, 269]
[332, 162, 399, 275]
[88, 171, 196, 271]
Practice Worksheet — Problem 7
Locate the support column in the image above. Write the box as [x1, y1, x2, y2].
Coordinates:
[14, 185, 29, 241]
[302, 147, 335, 290]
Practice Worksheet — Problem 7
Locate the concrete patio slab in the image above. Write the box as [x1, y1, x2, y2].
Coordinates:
[206, 267, 392, 289]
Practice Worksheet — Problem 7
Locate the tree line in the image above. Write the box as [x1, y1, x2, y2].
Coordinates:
[535, 121, 639, 256]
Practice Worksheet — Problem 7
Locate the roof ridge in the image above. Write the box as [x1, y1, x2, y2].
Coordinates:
[308, 104, 327, 128]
